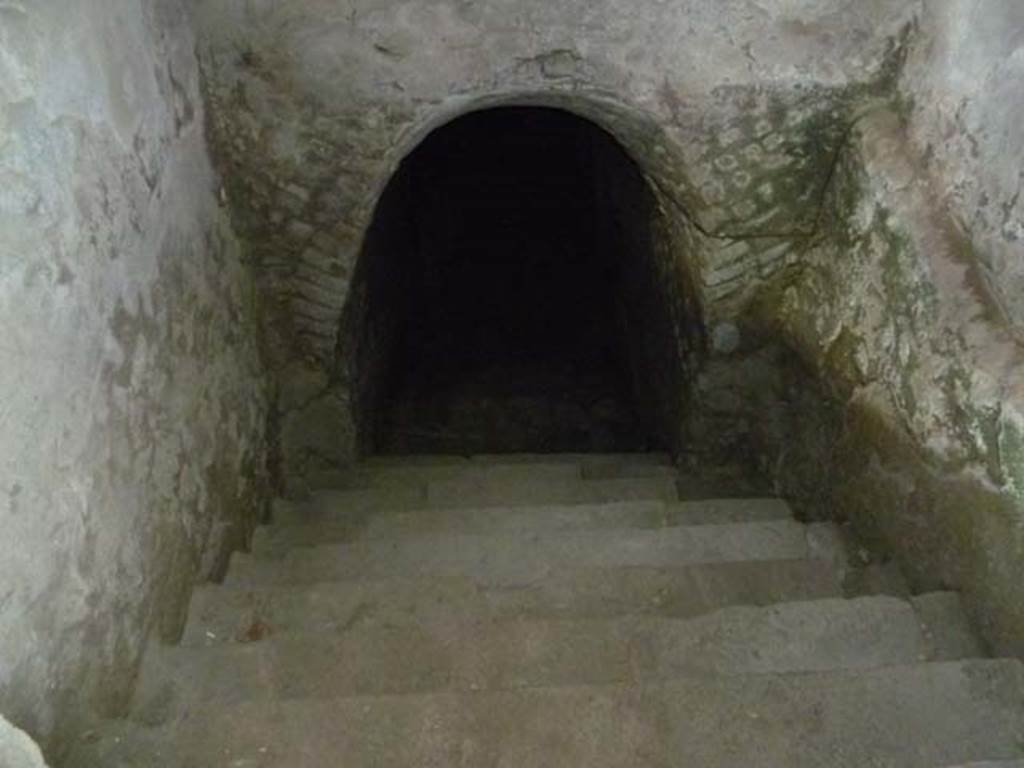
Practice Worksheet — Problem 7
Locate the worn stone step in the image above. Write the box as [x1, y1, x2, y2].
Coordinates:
[331, 456, 678, 488]
[330, 461, 587, 490]
[913, 591, 987, 661]
[262, 497, 793, 547]
[361, 452, 673, 469]
[282, 486, 427, 514]
[68, 660, 1024, 768]
[141, 597, 931, 709]
[184, 558, 844, 646]
[312, 453, 676, 493]
[227, 520, 838, 586]
[425, 474, 681, 507]
[295, 474, 681, 511]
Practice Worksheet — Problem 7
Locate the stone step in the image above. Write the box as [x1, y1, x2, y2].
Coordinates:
[184, 559, 844, 646]
[141, 597, 930, 709]
[227, 520, 840, 586]
[581, 462, 678, 480]
[360, 452, 673, 469]
[312, 452, 675, 489]
[262, 497, 794, 547]
[295, 474, 682, 511]
[330, 461, 587, 490]
[69, 660, 1024, 767]
[913, 592, 987, 661]
[426, 474, 681, 508]
[328, 455, 678, 489]
[284, 486, 427, 514]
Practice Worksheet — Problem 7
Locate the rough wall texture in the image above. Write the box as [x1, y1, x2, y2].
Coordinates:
[0, 0, 268, 753]
[761, 1, 1024, 654]
[0, 715, 48, 768]
[775, 106, 1024, 654]
[900, 0, 1024, 335]
[193, 0, 914, 478]
[681, 8, 1024, 657]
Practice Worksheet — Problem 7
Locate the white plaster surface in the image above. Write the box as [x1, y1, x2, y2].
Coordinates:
[0, 0, 267, 751]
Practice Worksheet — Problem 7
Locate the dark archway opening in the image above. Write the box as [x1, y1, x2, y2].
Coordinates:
[345, 107, 699, 456]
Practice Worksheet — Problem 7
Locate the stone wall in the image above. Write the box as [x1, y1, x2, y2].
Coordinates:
[774, 106, 1024, 654]
[753, 2, 1024, 654]
[901, 0, 1024, 335]
[193, 0, 914, 482]
[0, 0, 268, 755]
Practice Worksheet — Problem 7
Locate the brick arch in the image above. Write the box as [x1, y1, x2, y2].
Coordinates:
[283, 90, 705, 366]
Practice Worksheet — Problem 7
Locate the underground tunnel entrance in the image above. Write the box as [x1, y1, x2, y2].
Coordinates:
[346, 107, 696, 456]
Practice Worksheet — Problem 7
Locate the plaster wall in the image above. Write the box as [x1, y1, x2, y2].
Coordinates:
[776, 105, 1024, 654]
[760, 4, 1024, 653]
[0, 0, 267, 752]
[900, 0, 1024, 334]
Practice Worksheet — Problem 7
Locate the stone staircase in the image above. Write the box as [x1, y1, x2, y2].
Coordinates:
[67, 454, 1024, 767]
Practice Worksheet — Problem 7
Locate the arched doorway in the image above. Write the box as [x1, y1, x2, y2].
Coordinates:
[342, 106, 702, 456]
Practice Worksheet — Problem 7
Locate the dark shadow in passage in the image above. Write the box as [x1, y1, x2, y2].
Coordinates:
[342, 107, 700, 455]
